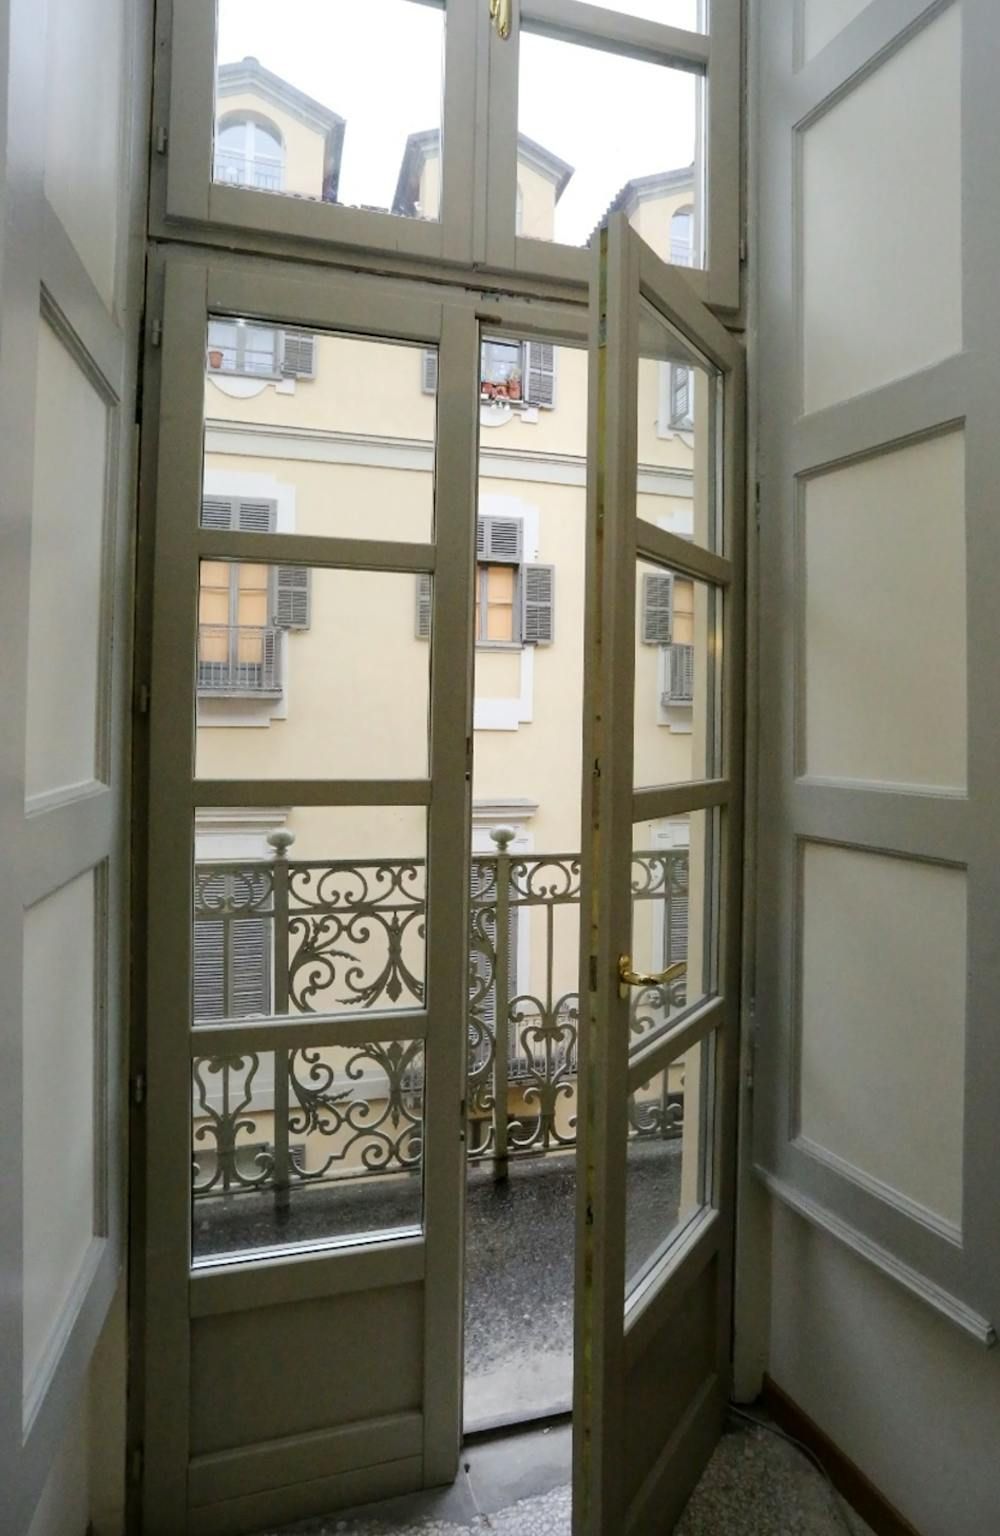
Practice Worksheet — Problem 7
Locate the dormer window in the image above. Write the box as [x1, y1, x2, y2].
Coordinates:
[214, 115, 285, 192]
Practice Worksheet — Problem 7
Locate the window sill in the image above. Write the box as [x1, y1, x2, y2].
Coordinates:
[475, 641, 523, 652]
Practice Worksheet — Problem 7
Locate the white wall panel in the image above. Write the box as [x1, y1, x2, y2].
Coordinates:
[801, 0, 874, 61]
[798, 842, 966, 1228]
[24, 318, 109, 804]
[800, 5, 962, 414]
[44, 0, 124, 308]
[22, 870, 98, 1399]
[802, 429, 967, 790]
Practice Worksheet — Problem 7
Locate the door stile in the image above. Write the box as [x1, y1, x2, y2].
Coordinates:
[143, 257, 212, 1532]
[573, 216, 641, 1536]
[420, 303, 480, 1482]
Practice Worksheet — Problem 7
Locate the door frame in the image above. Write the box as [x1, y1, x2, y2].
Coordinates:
[573, 212, 745, 1536]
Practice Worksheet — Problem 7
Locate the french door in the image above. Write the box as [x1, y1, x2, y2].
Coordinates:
[572, 213, 744, 1535]
[140, 254, 480, 1533]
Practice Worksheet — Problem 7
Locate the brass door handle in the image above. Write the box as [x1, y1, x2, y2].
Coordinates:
[618, 954, 687, 989]
[489, 0, 512, 40]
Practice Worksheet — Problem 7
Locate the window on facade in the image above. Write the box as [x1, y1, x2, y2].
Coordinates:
[214, 115, 285, 191]
[421, 340, 556, 408]
[197, 498, 310, 694]
[670, 205, 694, 266]
[415, 517, 554, 647]
[206, 319, 316, 380]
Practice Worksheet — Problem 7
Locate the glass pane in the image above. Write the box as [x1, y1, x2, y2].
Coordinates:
[517, 31, 701, 259]
[589, 0, 706, 28]
[637, 298, 720, 553]
[625, 1035, 711, 1299]
[195, 563, 431, 780]
[203, 321, 436, 543]
[630, 811, 716, 1047]
[214, 0, 444, 220]
[192, 1041, 424, 1263]
[192, 806, 428, 1025]
[634, 562, 720, 787]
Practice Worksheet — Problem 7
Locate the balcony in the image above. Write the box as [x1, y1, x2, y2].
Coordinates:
[213, 146, 284, 192]
[191, 831, 693, 1420]
[196, 624, 282, 695]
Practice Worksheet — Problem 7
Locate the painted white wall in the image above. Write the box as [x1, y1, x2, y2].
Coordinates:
[770, 1203, 1000, 1536]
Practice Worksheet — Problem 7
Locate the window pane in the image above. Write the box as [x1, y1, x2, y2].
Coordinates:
[634, 562, 721, 787]
[214, 0, 445, 219]
[625, 1035, 711, 1302]
[192, 1041, 424, 1263]
[637, 298, 721, 554]
[517, 31, 701, 260]
[203, 319, 436, 543]
[194, 564, 432, 780]
[587, 0, 706, 29]
[193, 805, 428, 1026]
[630, 812, 716, 1048]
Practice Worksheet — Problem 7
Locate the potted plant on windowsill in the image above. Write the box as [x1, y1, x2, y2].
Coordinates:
[508, 369, 522, 402]
[207, 348, 224, 370]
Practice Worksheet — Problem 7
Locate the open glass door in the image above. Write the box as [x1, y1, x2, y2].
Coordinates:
[573, 213, 745, 1536]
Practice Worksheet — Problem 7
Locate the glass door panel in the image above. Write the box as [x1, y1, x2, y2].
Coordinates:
[573, 214, 743, 1535]
[214, 0, 446, 219]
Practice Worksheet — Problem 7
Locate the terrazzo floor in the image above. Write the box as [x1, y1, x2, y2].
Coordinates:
[263, 1415, 876, 1536]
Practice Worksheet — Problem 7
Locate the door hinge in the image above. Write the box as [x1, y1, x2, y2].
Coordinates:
[465, 734, 473, 780]
[155, 125, 168, 155]
[128, 1445, 144, 1486]
[132, 1072, 146, 1107]
[739, 234, 748, 263]
[744, 1009, 757, 1092]
[754, 481, 761, 530]
[136, 682, 150, 715]
[150, 317, 163, 348]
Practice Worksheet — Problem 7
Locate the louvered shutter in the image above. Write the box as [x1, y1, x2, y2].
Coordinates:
[668, 642, 695, 702]
[522, 563, 554, 645]
[199, 496, 277, 533]
[193, 905, 226, 1022]
[201, 496, 236, 530]
[642, 571, 673, 644]
[236, 498, 277, 533]
[415, 572, 432, 639]
[229, 913, 271, 1017]
[670, 365, 692, 426]
[280, 330, 316, 379]
[664, 852, 689, 1004]
[524, 341, 555, 408]
[273, 565, 311, 630]
[478, 515, 522, 564]
[422, 349, 438, 394]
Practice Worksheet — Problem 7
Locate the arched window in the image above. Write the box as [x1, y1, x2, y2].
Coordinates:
[214, 115, 284, 192]
[670, 204, 694, 267]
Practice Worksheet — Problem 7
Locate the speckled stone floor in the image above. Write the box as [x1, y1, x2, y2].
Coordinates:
[264, 1417, 876, 1536]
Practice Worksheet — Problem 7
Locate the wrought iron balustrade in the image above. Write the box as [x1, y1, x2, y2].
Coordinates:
[213, 147, 284, 191]
[191, 832, 690, 1204]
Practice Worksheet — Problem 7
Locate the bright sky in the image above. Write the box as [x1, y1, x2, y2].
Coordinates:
[217, 0, 700, 246]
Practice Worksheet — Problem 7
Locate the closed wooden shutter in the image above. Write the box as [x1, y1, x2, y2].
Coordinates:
[668, 642, 695, 702]
[421, 348, 438, 394]
[665, 854, 689, 974]
[477, 514, 522, 563]
[522, 563, 554, 644]
[670, 364, 692, 426]
[280, 330, 316, 379]
[273, 565, 311, 630]
[415, 572, 432, 639]
[642, 570, 673, 644]
[199, 495, 277, 533]
[524, 340, 555, 408]
[193, 872, 272, 1020]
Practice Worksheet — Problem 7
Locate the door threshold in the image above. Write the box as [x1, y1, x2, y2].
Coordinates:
[463, 1403, 571, 1445]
